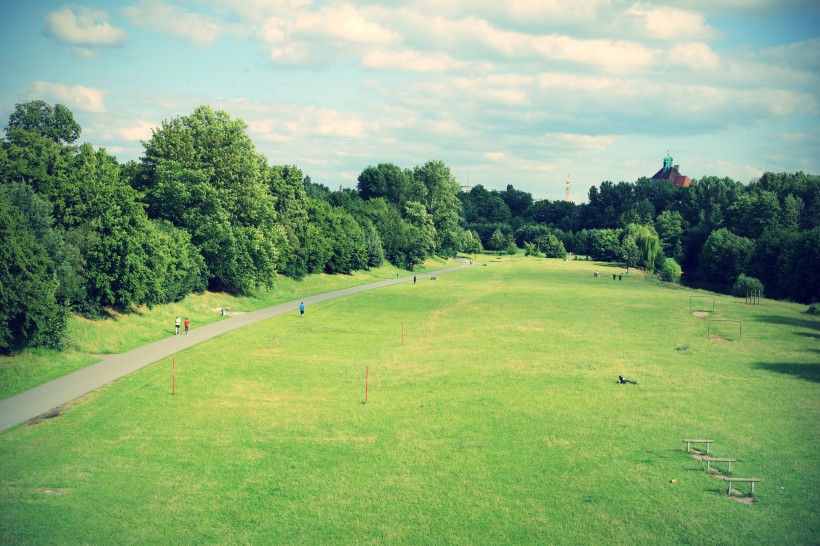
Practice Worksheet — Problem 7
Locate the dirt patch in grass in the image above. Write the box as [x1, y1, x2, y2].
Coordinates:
[27, 407, 64, 426]
[707, 334, 728, 342]
[692, 311, 710, 317]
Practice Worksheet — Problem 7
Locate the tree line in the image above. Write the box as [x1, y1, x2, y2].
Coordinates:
[2, 101, 818, 354]
[459, 173, 819, 302]
[0, 102, 465, 353]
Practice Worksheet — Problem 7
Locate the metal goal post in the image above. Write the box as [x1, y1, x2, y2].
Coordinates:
[707, 319, 742, 340]
[690, 295, 715, 312]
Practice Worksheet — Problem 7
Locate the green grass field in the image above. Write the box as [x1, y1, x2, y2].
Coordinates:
[1, 258, 818, 544]
[0, 258, 452, 400]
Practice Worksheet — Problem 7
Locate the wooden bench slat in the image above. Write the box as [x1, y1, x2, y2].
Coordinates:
[702, 457, 736, 462]
[683, 439, 714, 454]
[721, 477, 760, 496]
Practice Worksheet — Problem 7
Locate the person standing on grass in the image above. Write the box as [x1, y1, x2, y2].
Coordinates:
[184, 318, 190, 335]
[414, 275, 417, 284]
[300, 302, 305, 316]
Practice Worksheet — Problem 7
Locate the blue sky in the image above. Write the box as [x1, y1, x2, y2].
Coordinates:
[1, 1, 818, 201]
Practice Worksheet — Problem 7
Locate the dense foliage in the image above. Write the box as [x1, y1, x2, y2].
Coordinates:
[1, 100, 818, 352]
[459, 173, 819, 302]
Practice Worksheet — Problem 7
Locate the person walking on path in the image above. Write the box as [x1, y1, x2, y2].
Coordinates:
[184, 318, 190, 335]
[414, 275, 417, 284]
[299, 302, 305, 316]
[174, 316, 181, 335]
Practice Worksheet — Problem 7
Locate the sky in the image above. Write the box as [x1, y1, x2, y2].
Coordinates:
[1, 1, 818, 201]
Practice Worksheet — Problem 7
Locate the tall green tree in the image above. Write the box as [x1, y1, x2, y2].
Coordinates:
[139, 106, 284, 293]
[0, 197, 66, 353]
[414, 160, 462, 257]
[0, 182, 84, 305]
[698, 228, 755, 286]
[357, 163, 422, 207]
[403, 201, 436, 268]
[654, 210, 686, 263]
[6, 100, 81, 145]
[56, 144, 158, 312]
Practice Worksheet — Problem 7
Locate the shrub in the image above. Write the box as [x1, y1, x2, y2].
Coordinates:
[731, 274, 764, 298]
[658, 258, 682, 282]
[806, 303, 820, 316]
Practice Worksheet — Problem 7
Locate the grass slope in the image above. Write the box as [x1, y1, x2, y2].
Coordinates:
[0, 259, 452, 400]
[0, 258, 817, 544]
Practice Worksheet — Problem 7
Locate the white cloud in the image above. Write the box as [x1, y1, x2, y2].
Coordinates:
[125, 0, 229, 48]
[43, 6, 127, 52]
[258, 3, 398, 63]
[361, 50, 467, 72]
[117, 120, 158, 142]
[761, 37, 820, 72]
[533, 35, 653, 71]
[554, 133, 618, 150]
[666, 42, 721, 71]
[629, 5, 714, 41]
[23, 81, 107, 113]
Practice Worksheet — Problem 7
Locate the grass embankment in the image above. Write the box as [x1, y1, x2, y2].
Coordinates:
[1, 258, 818, 544]
[0, 258, 454, 400]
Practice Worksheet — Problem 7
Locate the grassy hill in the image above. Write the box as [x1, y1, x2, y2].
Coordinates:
[1, 257, 817, 544]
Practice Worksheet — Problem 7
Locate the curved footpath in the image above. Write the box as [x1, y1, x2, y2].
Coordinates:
[0, 261, 473, 432]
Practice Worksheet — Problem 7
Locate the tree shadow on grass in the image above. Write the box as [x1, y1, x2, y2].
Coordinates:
[756, 362, 820, 383]
[754, 315, 819, 331]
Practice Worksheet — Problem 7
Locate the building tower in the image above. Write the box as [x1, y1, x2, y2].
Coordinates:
[565, 174, 571, 202]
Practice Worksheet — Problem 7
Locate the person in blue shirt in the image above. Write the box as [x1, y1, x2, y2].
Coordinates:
[299, 302, 305, 316]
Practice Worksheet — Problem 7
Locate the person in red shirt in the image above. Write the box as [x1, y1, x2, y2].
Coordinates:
[184, 318, 190, 335]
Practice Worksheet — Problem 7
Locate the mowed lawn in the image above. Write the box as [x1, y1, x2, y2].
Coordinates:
[0, 259, 817, 545]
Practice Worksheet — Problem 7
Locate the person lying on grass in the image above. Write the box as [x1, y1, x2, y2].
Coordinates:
[618, 375, 638, 384]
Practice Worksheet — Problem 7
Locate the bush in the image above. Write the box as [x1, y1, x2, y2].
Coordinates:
[658, 258, 681, 282]
[806, 303, 820, 316]
[731, 274, 764, 298]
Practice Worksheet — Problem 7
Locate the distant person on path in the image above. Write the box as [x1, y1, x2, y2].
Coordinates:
[618, 375, 638, 385]
[612, 274, 616, 281]
[184, 318, 190, 335]
[594, 270, 598, 278]
[619, 275, 622, 281]
[300, 302, 305, 316]
[175, 316, 181, 335]
[414, 276, 417, 284]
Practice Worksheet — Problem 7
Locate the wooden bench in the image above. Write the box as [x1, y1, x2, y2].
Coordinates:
[722, 477, 760, 496]
[702, 457, 736, 474]
[683, 439, 714, 454]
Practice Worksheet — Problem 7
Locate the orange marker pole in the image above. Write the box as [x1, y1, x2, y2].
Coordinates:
[365, 366, 369, 404]
[172, 357, 176, 395]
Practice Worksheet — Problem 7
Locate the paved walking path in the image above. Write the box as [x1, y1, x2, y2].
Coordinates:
[0, 261, 472, 432]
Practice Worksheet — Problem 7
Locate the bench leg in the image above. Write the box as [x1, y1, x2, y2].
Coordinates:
[706, 443, 711, 455]
[686, 442, 691, 452]
[727, 481, 732, 495]
[706, 460, 711, 472]
[727, 461, 731, 474]
[751, 482, 755, 496]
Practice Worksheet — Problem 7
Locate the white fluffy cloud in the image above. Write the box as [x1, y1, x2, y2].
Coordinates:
[43, 6, 127, 52]
[125, 0, 246, 48]
[19, 1, 817, 196]
[24, 81, 107, 113]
